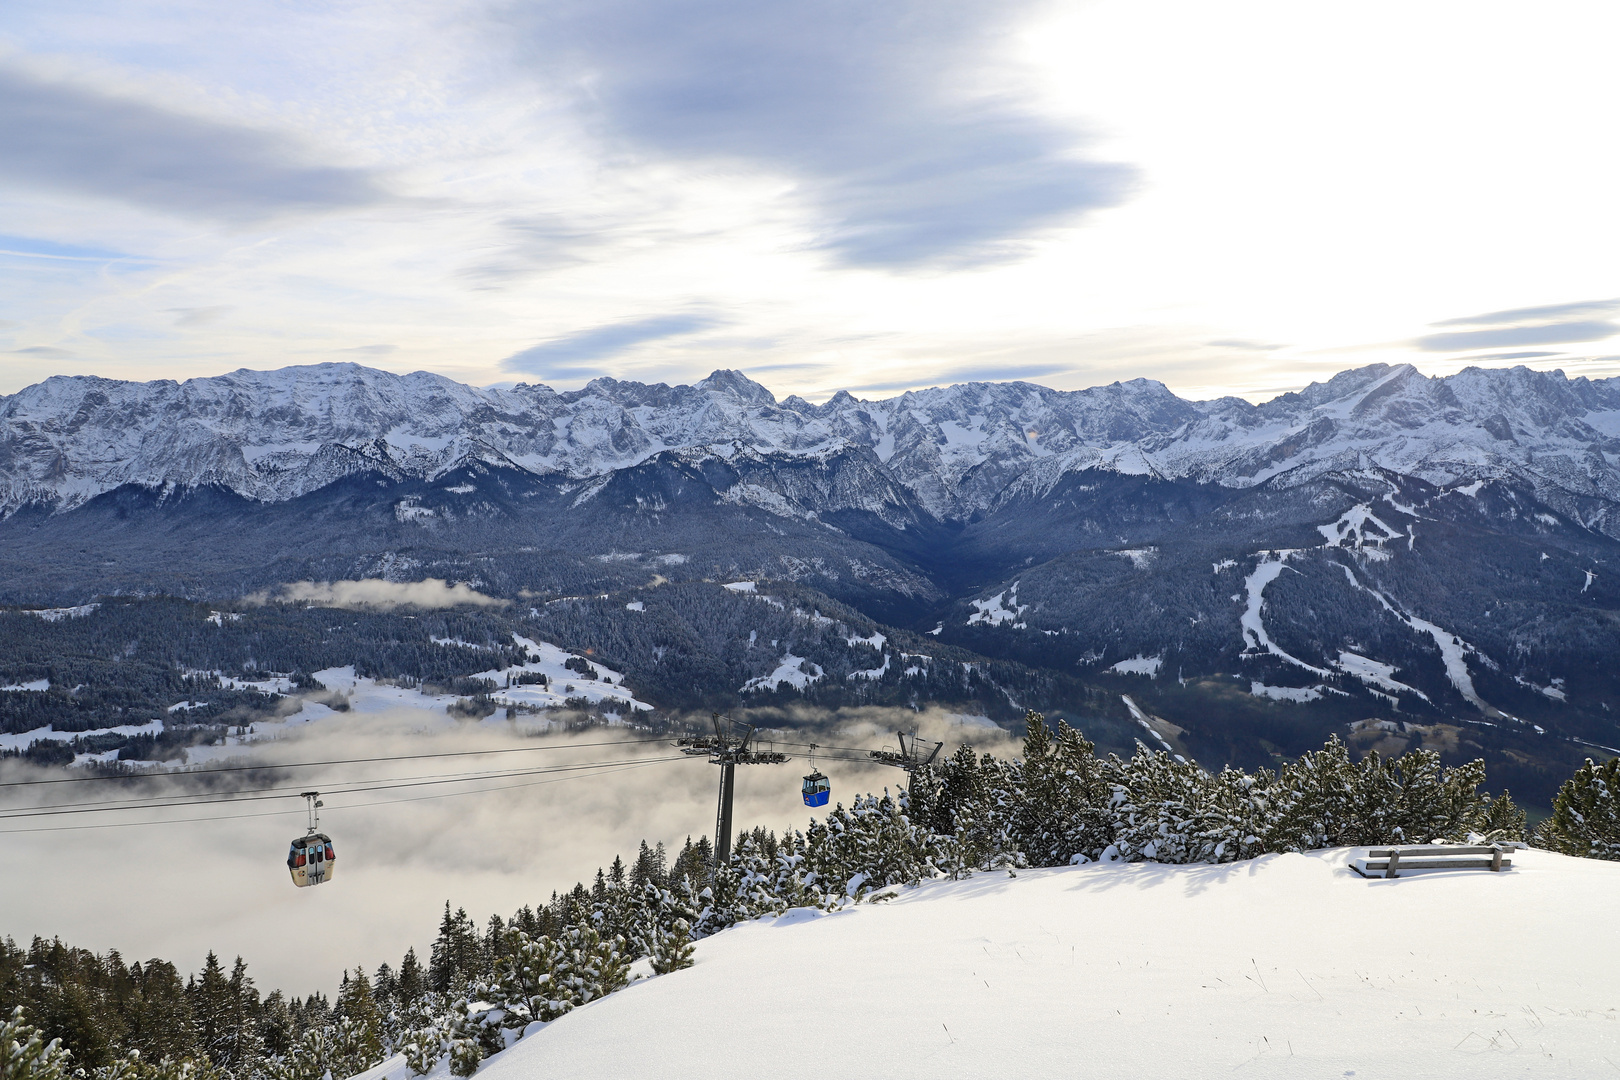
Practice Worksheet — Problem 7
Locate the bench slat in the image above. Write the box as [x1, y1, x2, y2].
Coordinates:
[1352, 855, 1511, 878]
[1360, 858, 1508, 870]
[1365, 845, 1502, 857]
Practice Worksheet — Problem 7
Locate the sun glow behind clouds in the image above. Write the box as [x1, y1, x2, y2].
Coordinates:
[0, 1, 1617, 401]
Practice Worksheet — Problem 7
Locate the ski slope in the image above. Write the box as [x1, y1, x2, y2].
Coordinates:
[464, 848, 1617, 1078]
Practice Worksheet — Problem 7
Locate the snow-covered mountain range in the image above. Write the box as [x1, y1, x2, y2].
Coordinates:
[2, 361, 1617, 796]
[5, 361, 1619, 530]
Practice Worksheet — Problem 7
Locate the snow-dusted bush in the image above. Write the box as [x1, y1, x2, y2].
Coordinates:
[1, 1008, 73, 1080]
[1537, 756, 1620, 860]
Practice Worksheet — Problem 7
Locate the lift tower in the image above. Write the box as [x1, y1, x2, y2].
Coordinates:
[869, 731, 944, 774]
[677, 713, 786, 865]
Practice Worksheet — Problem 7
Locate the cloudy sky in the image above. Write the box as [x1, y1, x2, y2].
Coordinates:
[2, 0, 1618, 401]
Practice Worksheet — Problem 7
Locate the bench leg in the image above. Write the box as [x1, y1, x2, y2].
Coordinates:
[1388, 849, 1400, 879]
[1491, 846, 1502, 872]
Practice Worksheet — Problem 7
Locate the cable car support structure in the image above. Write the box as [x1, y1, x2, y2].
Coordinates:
[675, 713, 786, 865]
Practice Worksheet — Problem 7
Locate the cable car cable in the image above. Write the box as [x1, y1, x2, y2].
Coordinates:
[0, 755, 684, 816]
[0, 735, 676, 789]
[0, 756, 687, 835]
[0, 754, 692, 821]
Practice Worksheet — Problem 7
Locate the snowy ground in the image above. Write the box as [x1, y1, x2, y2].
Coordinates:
[469, 849, 1620, 1079]
[13, 632, 658, 769]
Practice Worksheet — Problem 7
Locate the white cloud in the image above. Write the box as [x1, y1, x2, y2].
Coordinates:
[252, 578, 509, 610]
[3, 1, 1620, 400]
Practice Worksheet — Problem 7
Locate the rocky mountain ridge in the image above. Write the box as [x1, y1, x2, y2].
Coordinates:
[5, 362, 1618, 530]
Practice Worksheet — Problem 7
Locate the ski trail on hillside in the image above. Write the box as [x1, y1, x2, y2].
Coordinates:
[1331, 561, 1505, 718]
[1239, 551, 1331, 676]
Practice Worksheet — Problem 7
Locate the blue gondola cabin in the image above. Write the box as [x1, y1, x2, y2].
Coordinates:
[802, 771, 830, 808]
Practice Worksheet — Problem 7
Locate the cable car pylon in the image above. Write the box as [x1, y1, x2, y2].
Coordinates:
[869, 731, 943, 774]
[676, 713, 786, 866]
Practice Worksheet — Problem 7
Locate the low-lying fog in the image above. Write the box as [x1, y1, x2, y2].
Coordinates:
[0, 702, 1016, 998]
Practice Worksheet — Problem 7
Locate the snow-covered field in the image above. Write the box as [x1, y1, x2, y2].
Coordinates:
[468, 849, 1618, 1079]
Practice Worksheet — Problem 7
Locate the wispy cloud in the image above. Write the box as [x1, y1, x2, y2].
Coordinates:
[0, 63, 393, 223]
[1461, 350, 1562, 362]
[169, 306, 232, 328]
[503, 0, 1132, 268]
[1207, 339, 1285, 352]
[1415, 320, 1618, 353]
[1432, 298, 1620, 327]
[10, 345, 72, 358]
[503, 313, 723, 377]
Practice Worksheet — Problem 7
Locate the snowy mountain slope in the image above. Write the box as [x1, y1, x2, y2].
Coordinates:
[5, 361, 1620, 528]
[460, 849, 1620, 1079]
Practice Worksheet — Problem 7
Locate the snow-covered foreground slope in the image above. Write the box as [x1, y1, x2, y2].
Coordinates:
[478, 850, 1618, 1078]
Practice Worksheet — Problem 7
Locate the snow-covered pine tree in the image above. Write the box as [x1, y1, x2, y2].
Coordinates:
[647, 915, 695, 976]
[923, 745, 1025, 875]
[395, 949, 428, 1021]
[1105, 743, 1217, 864]
[1263, 736, 1359, 851]
[768, 830, 828, 911]
[669, 836, 712, 888]
[269, 1023, 333, 1080]
[1341, 748, 1404, 847]
[1198, 766, 1274, 863]
[427, 905, 485, 996]
[1469, 790, 1527, 842]
[1386, 748, 1486, 845]
[694, 860, 743, 937]
[444, 997, 502, 1078]
[546, 925, 630, 1014]
[489, 929, 559, 1028]
[1537, 756, 1620, 860]
[1013, 711, 1114, 866]
[399, 1018, 447, 1078]
[330, 969, 386, 1077]
[633, 881, 683, 964]
[733, 832, 783, 920]
[186, 953, 234, 1072]
[1, 1007, 73, 1080]
[89, 1049, 219, 1080]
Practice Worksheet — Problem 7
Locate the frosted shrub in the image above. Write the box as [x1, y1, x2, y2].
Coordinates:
[1538, 757, 1620, 860]
[1, 1008, 72, 1080]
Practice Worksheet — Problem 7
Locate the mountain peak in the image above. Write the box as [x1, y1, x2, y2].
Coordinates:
[697, 369, 776, 405]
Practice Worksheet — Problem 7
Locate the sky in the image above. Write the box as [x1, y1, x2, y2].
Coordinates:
[2, 0, 1619, 402]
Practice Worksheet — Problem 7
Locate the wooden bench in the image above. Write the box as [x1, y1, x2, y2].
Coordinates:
[1351, 844, 1514, 878]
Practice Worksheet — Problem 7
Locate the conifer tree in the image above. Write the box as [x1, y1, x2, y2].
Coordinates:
[647, 918, 695, 976]
[395, 950, 427, 1019]
[1470, 790, 1527, 842]
[186, 954, 233, 1071]
[427, 906, 483, 995]
[1107, 744, 1217, 863]
[1, 1007, 73, 1080]
[331, 968, 384, 1074]
[122, 960, 200, 1066]
[1013, 712, 1114, 865]
[1538, 756, 1620, 860]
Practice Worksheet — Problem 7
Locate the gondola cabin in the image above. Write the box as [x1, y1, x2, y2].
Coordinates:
[802, 771, 830, 808]
[288, 833, 336, 887]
